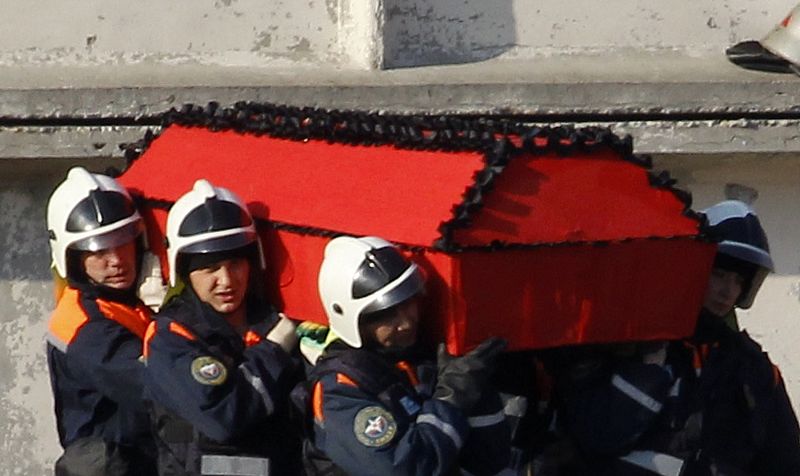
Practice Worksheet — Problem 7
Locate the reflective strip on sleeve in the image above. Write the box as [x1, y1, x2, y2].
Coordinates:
[239, 364, 274, 414]
[500, 394, 528, 418]
[416, 413, 464, 449]
[669, 377, 682, 397]
[467, 409, 506, 428]
[201, 454, 270, 476]
[611, 374, 663, 413]
[619, 450, 684, 476]
[46, 331, 68, 353]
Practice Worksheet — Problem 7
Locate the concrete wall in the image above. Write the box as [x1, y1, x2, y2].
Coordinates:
[0, 0, 381, 69]
[0, 0, 792, 69]
[383, 0, 790, 67]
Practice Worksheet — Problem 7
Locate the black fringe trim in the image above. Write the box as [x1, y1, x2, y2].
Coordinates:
[122, 101, 703, 252]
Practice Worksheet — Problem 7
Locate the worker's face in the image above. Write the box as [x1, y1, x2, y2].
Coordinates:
[82, 241, 138, 290]
[702, 267, 745, 317]
[189, 258, 250, 315]
[360, 298, 420, 350]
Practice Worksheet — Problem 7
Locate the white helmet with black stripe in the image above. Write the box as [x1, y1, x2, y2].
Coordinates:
[47, 167, 143, 279]
[166, 179, 265, 286]
[703, 200, 773, 309]
[318, 236, 425, 348]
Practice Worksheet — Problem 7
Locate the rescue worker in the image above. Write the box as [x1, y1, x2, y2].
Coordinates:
[142, 179, 302, 475]
[554, 200, 800, 475]
[653, 200, 800, 474]
[301, 235, 511, 476]
[45, 166, 156, 476]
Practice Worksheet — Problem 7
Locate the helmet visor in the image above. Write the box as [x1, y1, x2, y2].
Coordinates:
[361, 266, 425, 317]
[70, 219, 142, 252]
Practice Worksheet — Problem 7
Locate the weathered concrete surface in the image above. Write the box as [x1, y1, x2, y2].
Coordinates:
[0, 173, 70, 475]
[1, 53, 799, 121]
[383, 0, 790, 67]
[3, 119, 800, 161]
[0, 127, 152, 160]
[0, 1, 350, 67]
[1, 0, 790, 70]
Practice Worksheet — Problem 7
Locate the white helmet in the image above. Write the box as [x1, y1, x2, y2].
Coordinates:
[703, 200, 773, 309]
[166, 179, 264, 286]
[47, 167, 143, 279]
[761, 3, 800, 68]
[318, 236, 425, 348]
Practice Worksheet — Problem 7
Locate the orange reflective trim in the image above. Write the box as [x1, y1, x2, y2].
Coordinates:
[312, 381, 325, 423]
[95, 299, 152, 339]
[684, 343, 702, 370]
[244, 330, 262, 347]
[168, 322, 197, 341]
[699, 344, 710, 362]
[48, 287, 90, 348]
[336, 373, 358, 387]
[773, 364, 783, 386]
[395, 361, 419, 387]
[143, 321, 157, 359]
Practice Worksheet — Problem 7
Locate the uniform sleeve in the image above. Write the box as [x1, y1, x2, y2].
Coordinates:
[144, 319, 297, 442]
[560, 357, 672, 456]
[68, 317, 147, 408]
[458, 391, 512, 475]
[752, 366, 800, 475]
[315, 372, 470, 476]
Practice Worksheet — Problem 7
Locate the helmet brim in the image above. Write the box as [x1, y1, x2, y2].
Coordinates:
[718, 241, 774, 272]
[179, 230, 257, 256]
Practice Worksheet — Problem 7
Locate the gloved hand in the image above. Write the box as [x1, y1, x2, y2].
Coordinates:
[266, 313, 298, 354]
[296, 321, 331, 365]
[433, 336, 507, 414]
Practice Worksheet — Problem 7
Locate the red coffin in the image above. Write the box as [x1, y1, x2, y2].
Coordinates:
[119, 104, 716, 354]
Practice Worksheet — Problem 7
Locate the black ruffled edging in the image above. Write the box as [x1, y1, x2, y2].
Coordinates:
[120, 101, 703, 253]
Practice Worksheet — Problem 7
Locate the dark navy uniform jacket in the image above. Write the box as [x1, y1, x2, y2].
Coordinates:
[556, 311, 800, 476]
[143, 290, 302, 475]
[305, 341, 511, 476]
[46, 282, 155, 470]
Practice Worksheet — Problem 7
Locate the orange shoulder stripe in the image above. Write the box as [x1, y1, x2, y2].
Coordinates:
[312, 381, 325, 423]
[168, 322, 197, 341]
[336, 372, 358, 387]
[143, 321, 157, 360]
[48, 287, 90, 350]
[395, 361, 419, 387]
[96, 299, 152, 339]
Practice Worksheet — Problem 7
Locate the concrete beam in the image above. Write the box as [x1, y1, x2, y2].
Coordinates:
[1, 53, 798, 158]
[2, 119, 799, 161]
[1, 53, 799, 119]
[0, 126, 151, 160]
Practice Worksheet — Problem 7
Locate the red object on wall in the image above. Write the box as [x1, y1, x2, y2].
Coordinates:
[119, 109, 715, 354]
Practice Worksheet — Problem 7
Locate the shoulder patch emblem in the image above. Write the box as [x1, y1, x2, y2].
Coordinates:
[191, 356, 227, 386]
[353, 406, 397, 448]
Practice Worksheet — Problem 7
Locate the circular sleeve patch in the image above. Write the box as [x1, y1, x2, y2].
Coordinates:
[353, 406, 398, 448]
[190, 356, 228, 386]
